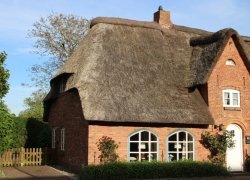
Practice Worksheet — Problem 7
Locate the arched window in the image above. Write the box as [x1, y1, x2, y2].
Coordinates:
[226, 59, 236, 66]
[167, 131, 194, 161]
[129, 130, 158, 162]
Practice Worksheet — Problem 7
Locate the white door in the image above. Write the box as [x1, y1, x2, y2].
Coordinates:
[226, 124, 243, 172]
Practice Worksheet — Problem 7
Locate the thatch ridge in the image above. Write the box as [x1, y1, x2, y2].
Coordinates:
[173, 25, 211, 36]
[91, 17, 162, 31]
[190, 28, 238, 46]
[242, 36, 250, 42]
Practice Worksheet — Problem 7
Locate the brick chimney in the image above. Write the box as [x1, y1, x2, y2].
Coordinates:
[154, 6, 173, 29]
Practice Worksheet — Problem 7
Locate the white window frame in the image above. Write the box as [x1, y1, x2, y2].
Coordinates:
[222, 89, 240, 107]
[61, 128, 65, 151]
[167, 131, 195, 162]
[52, 128, 56, 149]
[226, 59, 236, 66]
[128, 130, 159, 162]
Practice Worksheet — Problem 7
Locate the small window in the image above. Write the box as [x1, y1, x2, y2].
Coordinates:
[226, 59, 236, 66]
[59, 79, 65, 93]
[52, 128, 56, 149]
[129, 130, 158, 162]
[61, 128, 65, 151]
[223, 89, 240, 107]
[167, 131, 194, 161]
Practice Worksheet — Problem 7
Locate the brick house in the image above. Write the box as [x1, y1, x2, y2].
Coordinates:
[44, 8, 250, 172]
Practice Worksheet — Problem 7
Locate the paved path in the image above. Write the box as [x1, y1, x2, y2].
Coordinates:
[1, 166, 76, 180]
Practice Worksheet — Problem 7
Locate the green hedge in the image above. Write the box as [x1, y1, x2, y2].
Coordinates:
[80, 161, 229, 180]
[25, 118, 51, 148]
[5, 117, 51, 149]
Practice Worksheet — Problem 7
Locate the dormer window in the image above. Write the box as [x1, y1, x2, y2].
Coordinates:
[59, 78, 66, 93]
[223, 89, 240, 107]
[226, 59, 236, 66]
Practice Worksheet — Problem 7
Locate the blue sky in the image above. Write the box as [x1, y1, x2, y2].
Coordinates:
[1, 0, 250, 115]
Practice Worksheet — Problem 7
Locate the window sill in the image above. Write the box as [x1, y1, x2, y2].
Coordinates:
[223, 107, 241, 111]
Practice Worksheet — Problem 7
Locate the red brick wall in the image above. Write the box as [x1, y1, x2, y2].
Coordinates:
[206, 37, 250, 156]
[47, 89, 88, 172]
[88, 124, 211, 164]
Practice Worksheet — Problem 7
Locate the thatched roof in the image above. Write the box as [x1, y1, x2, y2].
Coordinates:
[45, 17, 250, 125]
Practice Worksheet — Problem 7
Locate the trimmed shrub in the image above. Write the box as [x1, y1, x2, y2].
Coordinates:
[79, 161, 229, 180]
[25, 118, 51, 148]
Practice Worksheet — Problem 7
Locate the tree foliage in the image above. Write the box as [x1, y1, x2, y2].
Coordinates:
[201, 130, 235, 166]
[96, 136, 119, 164]
[19, 91, 45, 121]
[0, 52, 9, 99]
[28, 13, 90, 91]
[0, 52, 11, 155]
[0, 102, 15, 155]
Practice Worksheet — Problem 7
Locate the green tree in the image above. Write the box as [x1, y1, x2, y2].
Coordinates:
[0, 52, 9, 99]
[0, 52, 12, 155]
[19, 91, 45, 121]
[0, 102, 15, 155]
[28, 13, 90, 92]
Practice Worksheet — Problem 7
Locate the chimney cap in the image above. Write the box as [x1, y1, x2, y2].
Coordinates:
[158, 5, 163, 11]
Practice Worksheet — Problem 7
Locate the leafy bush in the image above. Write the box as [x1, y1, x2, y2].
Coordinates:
[79, 161, 229, 180]
[246, 156, 250, 172]
[96, 136, 119, 163]
[201, 130, 234, 166]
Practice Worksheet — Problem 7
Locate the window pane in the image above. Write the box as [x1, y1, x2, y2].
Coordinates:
[130, 133, 139, 141]
[226, 59, 236, 66]
[151, 134, 157, 141]
[233, 99, 238, 105]
[224, 92, 230, 98]
[150, 153, 157, 161]
[151, 143, 157, 152]
[168, 153, 177, 161]
[130, 153, 139, 161]
[130, 143, 139, 152]
[188, 134, 193, 141]
[141, 153, 149, 161]
[140, 143, 149, 152]
[188, 143, 193, 151]
[224, 99, 230, 105]
[188, 153, 194, 160]
[141, 131, 149, 141]
[180, 142, 186, 152]
[178, 132, 186, 141]
[168, 133, 177, 141]
[179, 153, 186, 160]
[233, 93, 238, 99]
[168, 143, 176, 151]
